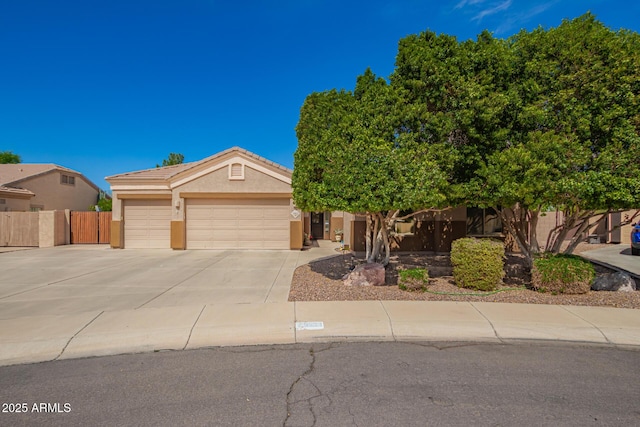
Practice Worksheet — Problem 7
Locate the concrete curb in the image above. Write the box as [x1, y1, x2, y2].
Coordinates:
[2, 301, 639, 367]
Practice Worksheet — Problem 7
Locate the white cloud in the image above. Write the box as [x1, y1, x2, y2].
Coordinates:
[494, 1, 558, 34]
[455, 0, 488, 9]
[471, 0, 513, 22]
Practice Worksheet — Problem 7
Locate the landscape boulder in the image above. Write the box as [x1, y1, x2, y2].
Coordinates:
[343, 263, 386, 287]
[591, 272, 637, 292]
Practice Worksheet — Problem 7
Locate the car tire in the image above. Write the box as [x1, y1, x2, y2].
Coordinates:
[633, 247, 640, 256]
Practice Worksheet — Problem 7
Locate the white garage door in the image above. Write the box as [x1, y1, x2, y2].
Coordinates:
[124, 199, 171, 249]
[186, 198, 290, 249]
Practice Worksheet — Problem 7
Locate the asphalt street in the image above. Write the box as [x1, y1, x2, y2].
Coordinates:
[1, 341, 639, 426]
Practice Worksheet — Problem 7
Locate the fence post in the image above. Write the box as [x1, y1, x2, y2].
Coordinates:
[65, 209, 71, 245]
[39, 211, 55, 248]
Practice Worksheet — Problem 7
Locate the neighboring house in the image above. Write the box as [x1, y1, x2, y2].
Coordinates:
[0, 164, 102, 212]
[0, 185, 35, 212]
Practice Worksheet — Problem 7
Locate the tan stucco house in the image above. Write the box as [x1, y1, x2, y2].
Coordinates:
[0, 164, 102, 212]
[106, 147, 304, 250]
[105, 147, 473, 252]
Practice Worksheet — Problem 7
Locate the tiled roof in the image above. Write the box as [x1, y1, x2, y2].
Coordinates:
[0, 163, 102, 193]
[106, 147, 293, 181]
[0, 185, 35, 197]
[0, 164, 79, 186]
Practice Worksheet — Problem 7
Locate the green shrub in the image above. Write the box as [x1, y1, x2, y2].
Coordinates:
[531, 254, 595, 294]
[450, 238, 505, 291]
[398, 268, 429, 292]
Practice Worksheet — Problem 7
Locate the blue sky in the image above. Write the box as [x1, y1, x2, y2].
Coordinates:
[2, 0, 639, 192]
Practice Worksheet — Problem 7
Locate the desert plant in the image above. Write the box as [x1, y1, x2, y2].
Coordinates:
[451, 238, 505, 291]
[398, 268, 429, 292]
[531, 254, 595, 294]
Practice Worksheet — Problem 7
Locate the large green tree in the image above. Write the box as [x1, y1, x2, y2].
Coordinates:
[295, 13, 640, 266]
[294, 70, 455, 265]
[0, 151, 21, 163]
[472, 15, 640, 262]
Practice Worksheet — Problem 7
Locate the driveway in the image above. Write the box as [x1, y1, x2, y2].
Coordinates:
[0, 245, 332, 320]
[580, 244, 640, 278]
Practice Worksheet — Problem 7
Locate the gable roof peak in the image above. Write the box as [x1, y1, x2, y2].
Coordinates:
[106, 146, 292, 182]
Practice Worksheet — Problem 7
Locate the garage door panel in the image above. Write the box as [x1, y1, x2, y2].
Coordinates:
[124, 200, 171, 249]
[238, 219, 265, 228]
[261, 207, 287, 215]
[238, 209, 263, 219]
[213, 208, 238, 220]
[186, 198, 289, 249]
[214, 229, 238, 240]
[264, 229, 287, 240]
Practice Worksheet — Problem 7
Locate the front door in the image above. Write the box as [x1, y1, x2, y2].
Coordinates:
[311, 212, 324, 239]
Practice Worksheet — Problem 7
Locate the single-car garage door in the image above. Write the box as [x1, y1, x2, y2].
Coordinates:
[186, 198, 289, 249]
[124, 199, 171, 248]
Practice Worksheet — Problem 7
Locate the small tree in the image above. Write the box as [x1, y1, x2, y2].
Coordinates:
[0, 151, 21, 164]
[97, 197, 112, 212]
[157, 153, 184, 168]
[88, 198, 112, 211]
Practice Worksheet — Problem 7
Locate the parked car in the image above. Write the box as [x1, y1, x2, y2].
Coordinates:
[632, 223, 640, 256]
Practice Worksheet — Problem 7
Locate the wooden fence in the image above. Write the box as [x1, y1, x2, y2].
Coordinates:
[70, 211, 112, 244]
[0, 212, 39, 246]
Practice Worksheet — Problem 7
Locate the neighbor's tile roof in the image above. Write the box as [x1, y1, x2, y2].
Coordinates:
[0, 185, 35, 197]
[106, 146, 293, 181]
[0, 164, 79, 186]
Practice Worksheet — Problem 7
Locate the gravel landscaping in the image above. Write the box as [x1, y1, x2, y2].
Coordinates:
[289, 244, 640, 309]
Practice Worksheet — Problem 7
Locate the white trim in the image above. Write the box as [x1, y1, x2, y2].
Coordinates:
[111, 184, 171, 191]
[170, 155, 291, 188]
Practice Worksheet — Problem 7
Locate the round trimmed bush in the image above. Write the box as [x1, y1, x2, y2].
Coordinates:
[451, 238, 505, 291]
[531, 254, 595, 294]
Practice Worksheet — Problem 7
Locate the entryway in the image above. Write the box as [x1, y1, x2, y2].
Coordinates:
[311, 212, 324, 240]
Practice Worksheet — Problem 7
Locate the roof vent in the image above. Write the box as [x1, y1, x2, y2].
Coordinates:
[229, 163, 244, 180]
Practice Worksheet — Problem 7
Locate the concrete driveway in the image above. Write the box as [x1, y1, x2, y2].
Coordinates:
[0, 245, 321, 320]
[581, 244, 640, 277]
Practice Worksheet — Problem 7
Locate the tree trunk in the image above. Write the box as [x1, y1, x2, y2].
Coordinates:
[563, 211, 600, 254]
[365, 213, 372, 261]
[369, 214, 381, 263]
[381, 224, 391, 266]
[529, 209, 540, 255]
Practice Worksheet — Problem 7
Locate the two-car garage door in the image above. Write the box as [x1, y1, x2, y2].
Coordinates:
[123, 198, 290, 249]
[186, 198, 289, 249]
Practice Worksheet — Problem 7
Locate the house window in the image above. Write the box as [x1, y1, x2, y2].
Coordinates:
[61, 174, 75, 186]
[229, 163, 244, 180]
[467, 207, 503, 236]
[30, 205, 44, 212]
[393, 218, 416, 235]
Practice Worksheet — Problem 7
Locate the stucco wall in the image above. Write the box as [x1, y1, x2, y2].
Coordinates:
[21, 172, 99, 211]
[2, 197, 31, 212]
[175, 166, 291, 194]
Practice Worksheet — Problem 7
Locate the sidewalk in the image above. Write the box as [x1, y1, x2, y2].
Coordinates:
[2, 241, 640, 367]
[2, 299, 640, 367]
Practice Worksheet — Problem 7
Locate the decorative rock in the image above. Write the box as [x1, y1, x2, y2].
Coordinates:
[427, 266, 453, 277]
[343, 263, 386, 286]
[591, 272, 637, 292]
